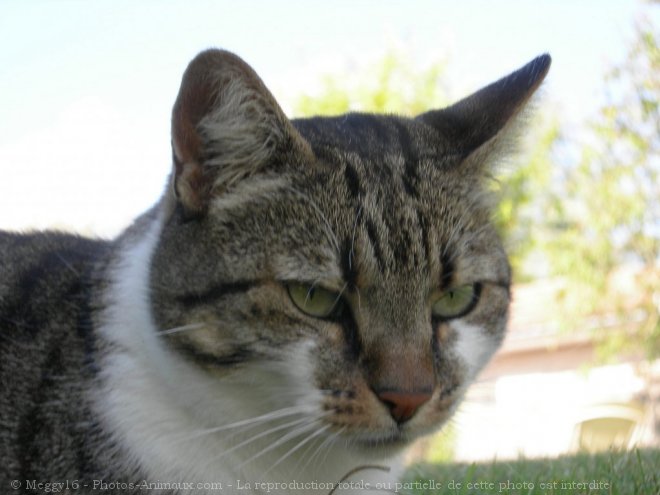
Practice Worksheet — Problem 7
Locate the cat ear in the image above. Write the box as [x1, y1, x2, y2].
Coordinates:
[171, 49, 311, 215]
[417, 54, 551, 168]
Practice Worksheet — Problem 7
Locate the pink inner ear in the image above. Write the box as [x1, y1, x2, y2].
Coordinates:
[172, 62, 219, 167]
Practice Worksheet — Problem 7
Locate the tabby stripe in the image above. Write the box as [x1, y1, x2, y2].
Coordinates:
[340, 237, 359, 290]
[440, 251, 455, 289]
[173, 340, 255, 368]
[390, 225, 410, 266]
[490, 279, 512, 292]
[73, 278, 104, 478]
[16, 343, 63, 480]
[76, 252, 108, 376]
[370, 116, 395, 144]
[392, 120, 419, 198]
[416, 209, 433, 270]
[365, 218, 386, 273]
[1, 249, 79, 335]
[339, 306, 361, 360]
[175, 281, 256, 308]
[343, 161, 362, 199]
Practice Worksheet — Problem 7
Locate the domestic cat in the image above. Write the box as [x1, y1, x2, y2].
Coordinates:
[0, 49, 550, 494]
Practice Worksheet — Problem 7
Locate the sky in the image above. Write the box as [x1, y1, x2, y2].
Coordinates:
[1, 0, 658, 236]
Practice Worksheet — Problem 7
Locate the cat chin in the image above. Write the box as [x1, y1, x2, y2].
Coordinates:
[337, 424, 426, 458]
[348, 437, 412, 459]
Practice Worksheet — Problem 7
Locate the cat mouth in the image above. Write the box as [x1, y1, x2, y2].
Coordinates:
[360, 435, 407, 448]
[350, 428, 413, 453]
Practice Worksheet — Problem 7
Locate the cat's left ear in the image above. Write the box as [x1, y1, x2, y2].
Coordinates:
[170, 49, 312, 216]
[417, 54, 551, 169]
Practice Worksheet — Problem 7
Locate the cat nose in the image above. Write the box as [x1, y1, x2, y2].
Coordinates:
[376, 390, 432, 424]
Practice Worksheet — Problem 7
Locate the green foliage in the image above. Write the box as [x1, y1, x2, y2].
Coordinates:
[402, 448, 660, 494]
[491, 120, 560, 281]
[540, 22, 660, 360]
[401, 423, 456, 469]
[293, 50, 449, 117]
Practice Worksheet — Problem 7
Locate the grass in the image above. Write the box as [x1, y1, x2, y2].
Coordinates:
[399, 449, 660, 495]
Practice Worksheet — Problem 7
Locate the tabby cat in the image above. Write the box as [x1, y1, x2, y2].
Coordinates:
[0, 49, 550, 494]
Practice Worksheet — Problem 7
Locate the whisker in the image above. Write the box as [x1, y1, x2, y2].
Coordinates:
[320, 427, 345, 466]
[303, 425, 346, 474]
[335, 282, 349, 307]
[236, 416, 323, 471]
[157, 323, 205, 336]
[174, 405, 311, 443]
[292, 427, 329, 473]
[262, 424, 331, 476]
[212, 416, 314, 461]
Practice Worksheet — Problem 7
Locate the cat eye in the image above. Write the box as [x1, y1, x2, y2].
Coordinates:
[287, 283, 342, 319]
[431, 284, 480, 320]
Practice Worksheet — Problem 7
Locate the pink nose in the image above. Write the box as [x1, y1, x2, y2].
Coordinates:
[376, 390, 432, 424]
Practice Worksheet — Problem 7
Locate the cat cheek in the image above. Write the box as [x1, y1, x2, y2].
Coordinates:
[319, 323, 345, 348]
[435, 320, 454, 346]
[451, 320, 497, 377]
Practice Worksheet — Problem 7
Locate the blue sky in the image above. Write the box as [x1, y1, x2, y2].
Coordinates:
[1, 0, 657, 235]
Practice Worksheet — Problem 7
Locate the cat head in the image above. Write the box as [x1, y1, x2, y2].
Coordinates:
[150, 49, 550, 455]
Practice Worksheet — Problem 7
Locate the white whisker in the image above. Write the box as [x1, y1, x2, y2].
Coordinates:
[262, 423, 331, 476]
[302, 426, 346, 474]
[335, 282, 349, 306]
[236, 416, 323, 470]
[294, 427, 327, 470]
[175, 405, 311, 443]
[157, 323, 206, 335]
[212, 416, 314, 461]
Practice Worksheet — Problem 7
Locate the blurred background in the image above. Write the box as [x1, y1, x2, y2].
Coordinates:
[1, 0, 658, 463]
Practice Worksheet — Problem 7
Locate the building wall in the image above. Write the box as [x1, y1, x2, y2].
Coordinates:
[450, 354, 656, 461]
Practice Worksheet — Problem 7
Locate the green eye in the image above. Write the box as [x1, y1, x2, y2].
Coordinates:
[287, 283, 341, 318]
[432, 284, 479, 320]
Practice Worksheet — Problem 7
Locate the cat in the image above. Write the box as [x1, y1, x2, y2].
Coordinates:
[0, 49, 550, 494]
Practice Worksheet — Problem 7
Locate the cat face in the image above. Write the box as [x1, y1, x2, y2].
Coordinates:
[148, 50, 549, 457]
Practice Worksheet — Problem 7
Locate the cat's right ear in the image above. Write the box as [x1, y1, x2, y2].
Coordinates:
[170, 49, 312, 216]
[417, 54, 551, 171]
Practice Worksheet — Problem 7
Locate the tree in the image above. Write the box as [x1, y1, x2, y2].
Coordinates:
[294, 50, 449, 117]
[541, 22, 659, 359]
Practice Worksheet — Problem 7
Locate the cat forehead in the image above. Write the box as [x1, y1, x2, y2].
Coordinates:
[206, 156, 494, 287]
[292, 113, 450, 162]
[290, 113, 471, 209]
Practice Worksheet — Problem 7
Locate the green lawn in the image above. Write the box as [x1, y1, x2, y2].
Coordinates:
[399, 449, 660, 495]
